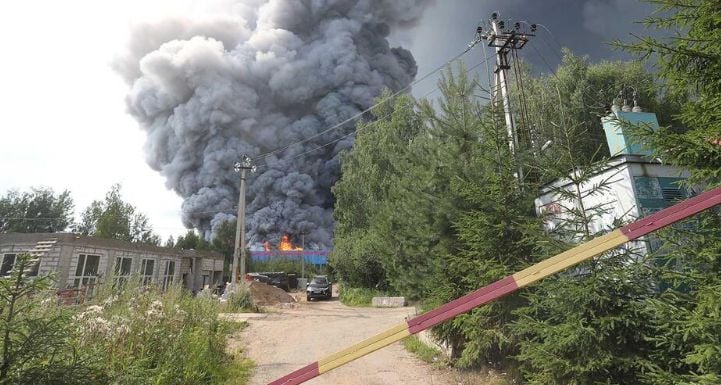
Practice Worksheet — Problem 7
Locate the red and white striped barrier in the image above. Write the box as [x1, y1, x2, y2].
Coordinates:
[269, 186, 721, 385]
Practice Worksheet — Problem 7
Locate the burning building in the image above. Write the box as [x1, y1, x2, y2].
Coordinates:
[115, 0, 432, 248]
[253, 234, 328, 266]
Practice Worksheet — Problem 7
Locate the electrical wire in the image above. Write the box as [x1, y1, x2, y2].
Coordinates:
[251, 42, 482, 162]
[252, 55, 495, 174]
[1, 46, 494, 226]
[521, 22, 612, 111]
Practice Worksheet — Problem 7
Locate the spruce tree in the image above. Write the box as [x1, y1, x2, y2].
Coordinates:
[620, 2, 721, 383]
[331, 91, 424, 288]
[640, 212, 721, 385]
[429, 107, 537, 367]
[371, 65, 487, 299]
[510, 105, 656, 384]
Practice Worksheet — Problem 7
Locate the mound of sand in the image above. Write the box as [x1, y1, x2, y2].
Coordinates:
[249, 281, 295, 306]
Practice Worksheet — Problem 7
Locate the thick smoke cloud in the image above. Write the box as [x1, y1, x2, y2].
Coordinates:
[116, 0, 431, 248]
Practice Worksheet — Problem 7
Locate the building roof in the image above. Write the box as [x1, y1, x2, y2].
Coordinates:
[0, 232, 225, 260]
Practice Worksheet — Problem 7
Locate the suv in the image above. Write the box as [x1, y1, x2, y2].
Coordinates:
[245, 273, 271, 284]
[306, 275, 332, 301]
[262, 272, 290, 291]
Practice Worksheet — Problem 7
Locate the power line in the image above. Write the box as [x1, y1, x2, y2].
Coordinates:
[523, 26, 612, 111]
[251, 43, 482, 162]
[252, 55, 495, 174]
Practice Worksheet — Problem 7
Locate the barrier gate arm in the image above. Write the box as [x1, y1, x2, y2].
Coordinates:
[269, 186, 721, 385]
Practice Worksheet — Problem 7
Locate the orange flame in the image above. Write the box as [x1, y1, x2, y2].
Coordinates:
[278, 234, 303, 251]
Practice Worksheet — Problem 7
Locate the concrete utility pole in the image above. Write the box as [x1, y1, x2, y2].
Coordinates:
[300, 232, 305, 279]
[232, 155, 255, 284]
[477, 13, 535, 183]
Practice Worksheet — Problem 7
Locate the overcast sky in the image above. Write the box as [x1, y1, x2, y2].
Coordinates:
[0, 0, 657, 241]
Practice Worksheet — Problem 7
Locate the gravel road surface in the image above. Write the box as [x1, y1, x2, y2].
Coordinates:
[236, 296, 454, 385]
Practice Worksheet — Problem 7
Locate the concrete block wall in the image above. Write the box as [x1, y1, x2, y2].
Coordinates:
[0, 234, 224, 293]
[36, 246, 62, 278]
[0, 242, 61, 280]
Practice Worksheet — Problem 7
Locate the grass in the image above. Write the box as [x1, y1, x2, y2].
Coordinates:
[221, 286, 258, 313]
[403, 336, 444, 365]
[338, 284, 390, 307]
[221, 356, 254, 385]
[403, 336, 517, 384]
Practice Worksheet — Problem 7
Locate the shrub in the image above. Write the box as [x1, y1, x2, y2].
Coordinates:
[223, 286, 255, 313]
[338, 284, 390, 307]
[403, 336, 444, 365]
[74, 279, 249, 385]
[0, 254, 106, 385]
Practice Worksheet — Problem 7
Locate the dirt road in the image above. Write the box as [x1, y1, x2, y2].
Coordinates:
[236, 296, 454, 385]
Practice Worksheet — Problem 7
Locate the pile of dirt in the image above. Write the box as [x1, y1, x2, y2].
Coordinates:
[249, 281, 296, 306]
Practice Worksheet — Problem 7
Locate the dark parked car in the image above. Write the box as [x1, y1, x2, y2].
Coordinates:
[245, 273, 271, 284]
[306, 275, 332, 301]
[261, 272, 290, 291]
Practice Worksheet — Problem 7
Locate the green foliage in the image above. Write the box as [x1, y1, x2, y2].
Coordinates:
[517, 50, 679, 169]
[77, 184, 161, 245]
[76, 280, 248, 385]
[620, 0, 721, 185]
[613, 1, 721, 383]
[509, 74, 660, 383]
[0, 254, 105, 384]
[403, 336, 444, 365]
[337, 284, 391, 307]
[0, 257, 252, 385]
[513, 252, 656, 385]
[211, 220, 236, 257]
[372, 65, 489, 299]
[0, 187, 74, 233]
[175, 229, 211, 250]
[639, 212, 721, 385]
[223, 287, 255, 313]
[331, 90, 425, 289]
[332, 7, 721, 381]
[431, 169, 536, 368]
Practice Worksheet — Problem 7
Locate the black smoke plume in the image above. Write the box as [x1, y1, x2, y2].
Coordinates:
[115, 0, 431, 247]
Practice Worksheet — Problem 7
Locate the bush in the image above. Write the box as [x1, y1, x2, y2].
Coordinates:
[0, 254, 106, 385]
[73, 279, 247, 385]
[338, 284, 390, 307]
[223, 286, 256, 313]
[403, 336, 444, 365]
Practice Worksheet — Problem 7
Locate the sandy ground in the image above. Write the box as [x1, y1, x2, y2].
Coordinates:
[233, 293, 456, 385]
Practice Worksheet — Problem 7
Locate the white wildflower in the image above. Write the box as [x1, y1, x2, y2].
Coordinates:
[86, 305, 103, 314]
[103, 295, 118, 308]
[115, 323, 131, 336]
[150, 300, 163, 311]
[146, 300, 164, 319]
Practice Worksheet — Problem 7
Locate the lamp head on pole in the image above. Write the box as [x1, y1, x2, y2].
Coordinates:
[234, 155, 253, 173]
[241, 155, 252, 168]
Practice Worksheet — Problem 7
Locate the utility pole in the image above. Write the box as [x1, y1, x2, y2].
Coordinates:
[477, 13, 535, 184]
[232, 155, 255, 285]
[300, 232, 305, 279]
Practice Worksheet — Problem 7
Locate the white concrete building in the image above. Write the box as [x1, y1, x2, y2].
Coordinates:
[535, 107, 694, 255]
[0, 233, 225, 294]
